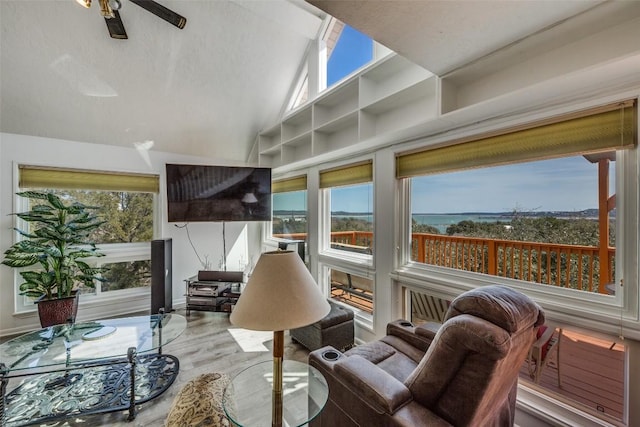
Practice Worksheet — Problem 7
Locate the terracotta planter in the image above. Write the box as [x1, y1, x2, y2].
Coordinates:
[36, 292, 80, 327]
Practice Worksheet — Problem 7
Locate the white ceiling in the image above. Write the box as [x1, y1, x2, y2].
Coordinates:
[0, 0, 324, 161]
[2, 0, 639, 162]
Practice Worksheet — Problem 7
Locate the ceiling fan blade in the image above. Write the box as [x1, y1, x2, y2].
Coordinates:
[129, 0, 187, 29]
[105, 10, 128, 39]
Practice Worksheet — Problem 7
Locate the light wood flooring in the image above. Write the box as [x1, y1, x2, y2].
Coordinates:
[2, 309, 310, 427]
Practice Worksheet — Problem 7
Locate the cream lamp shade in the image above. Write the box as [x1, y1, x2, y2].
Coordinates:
[230, 250, 330, 331]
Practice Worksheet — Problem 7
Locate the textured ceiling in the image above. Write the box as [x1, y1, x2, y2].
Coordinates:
[0, 0, 324, 161]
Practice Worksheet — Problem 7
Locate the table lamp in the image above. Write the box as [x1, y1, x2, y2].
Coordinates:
[230, 250, 330, 427]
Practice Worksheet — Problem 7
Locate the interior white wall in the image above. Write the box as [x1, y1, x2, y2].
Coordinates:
[0, 133, 263, 336]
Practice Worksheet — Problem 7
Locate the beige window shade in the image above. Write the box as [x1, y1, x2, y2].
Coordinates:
[397, 100, 637, 179]
[320, 160, 373, 189]
[19, 165, 160, 193]
[272, 175, 307, 193]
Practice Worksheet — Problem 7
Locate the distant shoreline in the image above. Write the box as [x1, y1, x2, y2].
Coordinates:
[274, 209, 606, 218]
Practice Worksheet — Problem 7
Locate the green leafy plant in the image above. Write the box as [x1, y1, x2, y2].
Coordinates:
[2, 191, 107, 300]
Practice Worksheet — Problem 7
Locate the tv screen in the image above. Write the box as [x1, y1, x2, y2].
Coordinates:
[166, 164, 272, 222]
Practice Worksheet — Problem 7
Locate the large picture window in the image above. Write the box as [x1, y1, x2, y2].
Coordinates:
[15, 166, 158, 309]
[409, 154, 615, 294]
[398, 101, 636, 296]
[398, 101, 637, 424]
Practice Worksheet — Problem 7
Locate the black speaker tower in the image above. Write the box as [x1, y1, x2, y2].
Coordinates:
[151, 238, 172, 314]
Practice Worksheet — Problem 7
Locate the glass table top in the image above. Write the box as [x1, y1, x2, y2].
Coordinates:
[0, 313, 186, 374]
[223, 360, 328, 427]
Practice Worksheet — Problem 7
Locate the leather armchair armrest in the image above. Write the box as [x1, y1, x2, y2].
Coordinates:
[386, 320, 434, 351]
[415, 322, 441, 341]
[334, 354, 412, 414]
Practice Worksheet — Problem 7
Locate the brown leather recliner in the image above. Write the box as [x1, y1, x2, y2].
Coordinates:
[309, 285, 544, 427]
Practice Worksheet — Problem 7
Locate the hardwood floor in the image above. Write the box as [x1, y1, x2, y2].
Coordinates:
[2, 309, 311, 427]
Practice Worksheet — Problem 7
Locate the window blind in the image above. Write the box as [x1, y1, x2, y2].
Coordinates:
[19, 165, 160, 193]
[319, 160, 373, 188]
[397, 100, 637, 178]
[272, 175, 307, 193]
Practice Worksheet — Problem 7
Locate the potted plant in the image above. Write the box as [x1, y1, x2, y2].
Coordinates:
[2, 191, 107, 327]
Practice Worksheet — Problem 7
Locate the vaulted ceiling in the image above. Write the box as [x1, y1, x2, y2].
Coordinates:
[1, 0, 639, 163]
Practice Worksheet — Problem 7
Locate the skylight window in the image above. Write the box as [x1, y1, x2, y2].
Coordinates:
[327, 24, 373, 86]
[288, 20, 374, 110]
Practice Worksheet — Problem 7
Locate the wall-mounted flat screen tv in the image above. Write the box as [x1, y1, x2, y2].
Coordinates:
[166, 164, 272, 222]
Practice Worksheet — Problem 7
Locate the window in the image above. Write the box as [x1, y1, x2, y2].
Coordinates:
[320, 161, 374, 256]
[398, 101, 636, 296]
[398, 100, 637, 424]
[15, 166, 158, 310]
[329, 183, 373, 254]
[329, 268, 373, 314]
[288, 19, 374, 110]
[409, 155, 615, 293]
[326, 24, 373, 87]
[271, 176, 307, 241]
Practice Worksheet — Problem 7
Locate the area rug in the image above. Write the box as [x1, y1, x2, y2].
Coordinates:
[165, 372, 231, 427]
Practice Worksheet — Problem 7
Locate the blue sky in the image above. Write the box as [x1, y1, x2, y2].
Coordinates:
[410, 156, 611, 213]
[274, 156, 613, 213]
[327, 25, 373, 86]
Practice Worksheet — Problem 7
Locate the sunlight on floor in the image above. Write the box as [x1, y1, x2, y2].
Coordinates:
[228, 328, 273, 352]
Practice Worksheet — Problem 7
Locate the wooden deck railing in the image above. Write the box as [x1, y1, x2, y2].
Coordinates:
[412, 233, 615, 294]
[274, 231, 615, 294]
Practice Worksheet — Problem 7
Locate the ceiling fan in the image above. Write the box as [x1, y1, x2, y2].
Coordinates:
[77, 0, 186, 39]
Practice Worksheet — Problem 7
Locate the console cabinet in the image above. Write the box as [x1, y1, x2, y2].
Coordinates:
[184, 276, 242, 315]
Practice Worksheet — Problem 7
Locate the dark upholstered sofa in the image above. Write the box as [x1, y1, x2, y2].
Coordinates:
[309, 285, 544, 427]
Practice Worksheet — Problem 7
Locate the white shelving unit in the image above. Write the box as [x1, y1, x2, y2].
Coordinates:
[257, 54, 437, 168]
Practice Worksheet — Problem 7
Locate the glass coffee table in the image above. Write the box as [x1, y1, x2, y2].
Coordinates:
[0, 312, 186, 426]
[223, 360, 328, 427]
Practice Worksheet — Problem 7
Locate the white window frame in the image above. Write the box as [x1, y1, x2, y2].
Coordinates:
[11, 187, 156, 315]
[392, 100, 639, 426]
[317, 157, 376, 328]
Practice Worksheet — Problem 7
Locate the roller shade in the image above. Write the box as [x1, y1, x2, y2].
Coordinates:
[397, 100, 637, 178]
[272, 175, 307, 193]
[19, 165, 160, 193]
[320, 160, 373, 189]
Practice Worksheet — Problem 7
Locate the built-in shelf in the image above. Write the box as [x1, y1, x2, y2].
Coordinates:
[314, 80, 359, 128]
[258, 150, 282, 168]
[282, 106, 312, 143]
[314, 112, 359, 155]
[257, 54, 438, 169]
[258, 125, 281, 153]
[359, 55, 433, 108]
